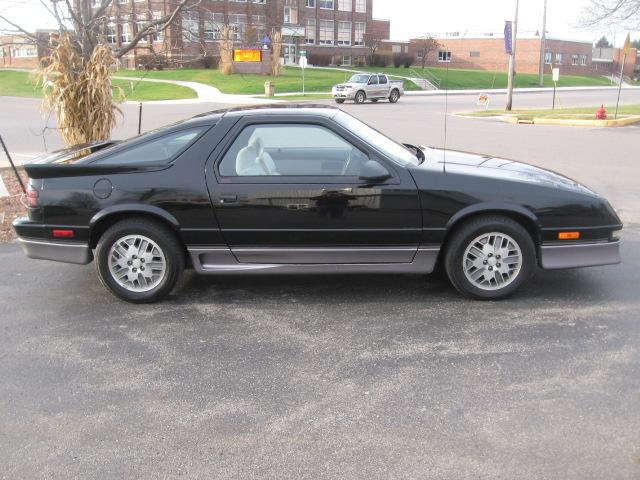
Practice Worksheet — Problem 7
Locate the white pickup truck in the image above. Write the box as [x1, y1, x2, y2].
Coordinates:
[332, 73, 404, 104]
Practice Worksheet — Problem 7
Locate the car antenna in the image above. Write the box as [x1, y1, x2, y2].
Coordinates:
[443, 32, 450, 173]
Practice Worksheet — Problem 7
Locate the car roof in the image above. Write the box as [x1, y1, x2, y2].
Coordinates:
[191, 104, 340, 122]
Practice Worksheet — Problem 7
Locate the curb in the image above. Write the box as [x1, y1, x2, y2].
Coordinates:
[502, 115, 640, 127]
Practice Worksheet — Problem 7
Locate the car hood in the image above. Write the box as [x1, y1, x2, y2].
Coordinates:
[333, 82, 363, 89]
[419, 148, 598, 196]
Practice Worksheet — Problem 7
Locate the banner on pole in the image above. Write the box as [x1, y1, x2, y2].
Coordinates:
[504, 21, 513, 54]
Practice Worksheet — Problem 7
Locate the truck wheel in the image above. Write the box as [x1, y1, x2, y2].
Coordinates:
[335, 98, 345, 104]
[444, 216, 536, 300]
[354, 91, 366, 104]
[95, 218, 185, 303]
[389, 89, 400, 103]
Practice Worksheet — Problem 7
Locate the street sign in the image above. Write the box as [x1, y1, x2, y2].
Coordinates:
[299, 56, 308, 69]
[552, 67, 560, 82]
[477, 93, 490, 110]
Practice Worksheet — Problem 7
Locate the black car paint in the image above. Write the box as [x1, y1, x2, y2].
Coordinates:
[15, 106, 622, 266]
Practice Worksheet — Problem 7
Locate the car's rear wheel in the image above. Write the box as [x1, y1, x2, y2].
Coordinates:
[354, 91, 366, 104]
[335, 98, 345, 104]
[389, 89, 400, 103]
[444, 216, 536, 300]
[96, 218, 184, 303]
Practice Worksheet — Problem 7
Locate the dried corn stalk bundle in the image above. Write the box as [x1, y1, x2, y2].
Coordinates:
[39, 34, 123, 147]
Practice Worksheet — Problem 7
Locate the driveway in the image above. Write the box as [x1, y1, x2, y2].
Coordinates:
[1, 90, 640, 478]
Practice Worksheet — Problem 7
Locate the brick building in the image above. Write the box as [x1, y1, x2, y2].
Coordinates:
[0, 32, 52, 69]
[380, 35, 637, 78]
[91, 0, 390, 68]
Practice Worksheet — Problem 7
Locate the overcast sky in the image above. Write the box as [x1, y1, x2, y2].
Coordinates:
[0, 0, 634, 46]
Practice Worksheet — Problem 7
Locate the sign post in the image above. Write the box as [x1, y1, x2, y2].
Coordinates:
[505, 0, 520, 111]
[552, 67, 560, 110]
[299, 50, 308, 96]
[615, 33, 631, 119]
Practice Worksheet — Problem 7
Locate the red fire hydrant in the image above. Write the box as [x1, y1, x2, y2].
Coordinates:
[596, 104, 607, 120]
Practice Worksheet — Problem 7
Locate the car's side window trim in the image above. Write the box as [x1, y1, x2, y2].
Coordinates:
[88, 125, 212, 166]
[211, 116, 400, 185]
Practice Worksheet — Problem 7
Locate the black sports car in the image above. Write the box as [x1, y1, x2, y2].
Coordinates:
[14, 105, 622, 303]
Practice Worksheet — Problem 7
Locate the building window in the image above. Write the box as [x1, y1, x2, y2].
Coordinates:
[12, 46, 38, 57]
[151, 12, 164, 42]
[253, 0, 266, 3]
[182, 11, 199, 42]
[579, 54, 587, 66]
[319, 19, 334, 44]
[228, 14, 247, 41]
[354, 21, 365, 46]
[306, 0, 315, 6]
[438, 51, 451, 62]
[338, 0, 351, 11]
[337, 21, 351, 46]
[544, 50, 552, 64]
[470, 51, 480, 57]
[284, 6, 298, 24]
[391, 44, 401, 53]
[555, 52, 563, 64]
[571, 54, 578, 66]
[342, 55, 351, 66]
[135, 17, 148, 43]
[355, 0, 366, 12]
[120, 19, 132, 43]
[319, 0, 334, 10]
[106, 19, 117, 44]
[118, 0, 128, 4]
[306, 18, 316, 44]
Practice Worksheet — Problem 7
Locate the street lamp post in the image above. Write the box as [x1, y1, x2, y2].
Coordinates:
[506, 0, 520, 111]
[539, 0, 548, 87]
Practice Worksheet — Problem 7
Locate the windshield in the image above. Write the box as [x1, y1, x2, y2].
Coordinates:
[348, 74, 370, 84]
[334, 111, 419, 166]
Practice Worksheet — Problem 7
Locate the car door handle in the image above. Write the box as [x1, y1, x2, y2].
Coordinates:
[218, 194, 238, 205]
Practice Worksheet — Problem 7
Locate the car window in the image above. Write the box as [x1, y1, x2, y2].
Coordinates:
[378, 75, 388, 84]
[348, 74, 369, 83]
[368, 76, 378, 85]
[219, 123, 369, 177]
[94, 128, 203, 165]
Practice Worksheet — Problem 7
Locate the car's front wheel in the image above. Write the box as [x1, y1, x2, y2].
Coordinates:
[354, 91, 366, 104]
[444, 216, 536, 300]
[95, 218, 184, 303]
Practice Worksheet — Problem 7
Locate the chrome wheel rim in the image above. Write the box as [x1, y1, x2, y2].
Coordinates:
[108, 235, 166, 292]
[463, 232, 522, 291]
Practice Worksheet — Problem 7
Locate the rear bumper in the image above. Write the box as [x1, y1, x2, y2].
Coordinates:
[18, 237, 93, 265]
[540, 240, 621, 270]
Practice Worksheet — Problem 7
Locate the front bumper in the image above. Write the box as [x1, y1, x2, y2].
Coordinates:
[540, 240, 621, 270]
[332, 88, 355, 99]
[18, 237, 93, 265]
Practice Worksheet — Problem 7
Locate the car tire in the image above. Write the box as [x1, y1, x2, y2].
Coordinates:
[354, 91, 366, 104]
[389, 89, 400, 103]
[95, 218, 185, 303]
[444, 216, 536, 300]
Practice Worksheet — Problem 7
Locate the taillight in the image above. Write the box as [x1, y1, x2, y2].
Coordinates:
[26, 184, 39, 208]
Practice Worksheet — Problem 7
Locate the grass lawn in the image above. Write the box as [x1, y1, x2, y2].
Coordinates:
[347, 65, 614, 90]
[0, 70, 196, 101]
[116, 66, 422, 94]
[462, 104, 640, 119]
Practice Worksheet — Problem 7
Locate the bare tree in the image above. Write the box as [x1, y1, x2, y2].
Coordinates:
[0, 0, 196, 146]
[582, 0, 640, 30]
[414, 36, 440, 69]
[363, 32, 383, 66]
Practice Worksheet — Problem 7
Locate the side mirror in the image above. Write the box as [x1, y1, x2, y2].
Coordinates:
[359, 160, 391, 183]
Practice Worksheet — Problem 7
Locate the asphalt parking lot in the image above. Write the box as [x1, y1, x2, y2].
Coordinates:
[1, 92, 640, 478]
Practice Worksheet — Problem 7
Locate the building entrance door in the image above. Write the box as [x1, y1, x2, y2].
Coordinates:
[283, 44, 297, 65]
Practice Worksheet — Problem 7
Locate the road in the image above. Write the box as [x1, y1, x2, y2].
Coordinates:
[1, 89, 640, 478]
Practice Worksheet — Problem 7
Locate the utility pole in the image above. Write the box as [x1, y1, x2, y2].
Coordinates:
[538, 0, 548, 87]
[506, 0, 520, 111]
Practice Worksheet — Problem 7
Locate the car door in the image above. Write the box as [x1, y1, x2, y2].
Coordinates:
[377, 75, 389, 97]
[206, 115, 422, 264]
[366, 74, 380, 98]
